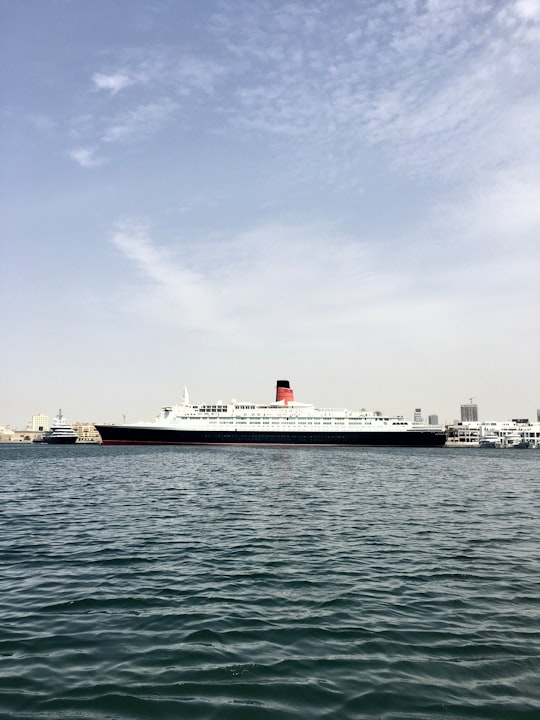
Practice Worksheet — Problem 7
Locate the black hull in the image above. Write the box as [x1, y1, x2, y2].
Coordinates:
[95, 425, 446, 448]
[41, 437, 77, 445]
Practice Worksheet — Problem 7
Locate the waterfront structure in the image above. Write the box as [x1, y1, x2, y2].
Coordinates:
[522, 423, 540, 448]
[0, 426, 17, 442]
[73, 422, 102, 443]
[446, 420, 540, 448]
[446, 423, 481, 447]
[480, 420, 540, 448]
[0, 426, 33, 442]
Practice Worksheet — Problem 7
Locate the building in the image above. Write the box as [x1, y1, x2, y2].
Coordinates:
[31, 413, 50, 432]
[446, 420, 540, 449]
[0, 426, 33, 443]
[461, 402, 478, 422]
[73, 422, 102, 444]
[446, 423, 480, 447]
[413, 408, 423, 423]
[479, 420, 537, 448]
[428, 414, 439, 426]
[522, 423, 540, 448]
[0, 426, 16, 442]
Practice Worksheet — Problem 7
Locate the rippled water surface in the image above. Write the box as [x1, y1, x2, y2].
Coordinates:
[1, 444, 539, 719]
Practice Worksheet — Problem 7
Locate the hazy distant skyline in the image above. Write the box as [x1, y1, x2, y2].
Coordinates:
[2, 0, 539, 429]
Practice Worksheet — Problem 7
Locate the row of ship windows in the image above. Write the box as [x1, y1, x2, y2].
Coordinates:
[196, 406, 228, 412]
[449, 431, 540, 437]
[192, 405, 291, 411]
[182, 413, 403, 423]
[207, 421, 346, 425]
[181, 414, 400, 421]
[201, 419, 400, 425]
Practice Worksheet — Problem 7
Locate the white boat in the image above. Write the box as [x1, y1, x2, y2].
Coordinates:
[36, 410, 77, 444]
[505, 434, 531, 449]
[479, 434, 502, 448]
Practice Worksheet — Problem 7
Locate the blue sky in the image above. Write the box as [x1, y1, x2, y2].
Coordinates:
[1, 0, 539, 428]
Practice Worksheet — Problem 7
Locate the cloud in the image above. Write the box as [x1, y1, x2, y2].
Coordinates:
[69, 146, 106, 168]
[461, 171, 540, 244]
[109, 193, 540, 350]
[66, 1, 539, 188]
[513, 0, 540, 21]
[101, 99, 179, 143]
[89, 52, 227, 102]
[111, 221, 225, 333]
[68, 53, 225, 163]
[92, 72, 134, 94]
[209, 0, 540, 182]
[169, 56, 226, 94]
[28, 113, 57, 133]
[109, 218, 432, 351]
[110, 51, 227, 94]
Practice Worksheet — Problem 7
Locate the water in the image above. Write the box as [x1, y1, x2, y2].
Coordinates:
[1, 444, 539, 719]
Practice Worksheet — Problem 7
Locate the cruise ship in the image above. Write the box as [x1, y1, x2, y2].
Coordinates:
[95, 380, 446, 447]
[36, 410, 78, 444]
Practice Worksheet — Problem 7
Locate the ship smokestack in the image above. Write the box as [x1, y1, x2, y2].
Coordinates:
[276, 379, 294, 404]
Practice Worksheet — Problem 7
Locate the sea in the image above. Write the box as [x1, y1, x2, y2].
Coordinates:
[1, 444, 539, 720]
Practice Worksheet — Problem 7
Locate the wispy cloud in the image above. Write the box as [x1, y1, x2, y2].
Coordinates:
[66, 1, 540, 187]
[69, 146, 106, 168]
[27, 113, 57, 133]
[101, 99, 178, 143]
[501, 0, 540, 25]
[209, 0, 540, 181]
[68, 52, 225, 165]
[109, 218, 441, 350]
[92, 72, 134, 94]
[109, 144, 540, 364]
[111, 221, 225, 333]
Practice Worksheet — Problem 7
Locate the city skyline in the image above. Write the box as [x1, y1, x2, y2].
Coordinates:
[2, 1, 540, 429]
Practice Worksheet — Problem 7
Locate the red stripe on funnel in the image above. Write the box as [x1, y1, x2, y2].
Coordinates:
[276, 380, 294, 404]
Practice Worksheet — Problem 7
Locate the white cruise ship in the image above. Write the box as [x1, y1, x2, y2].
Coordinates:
[95, 380, 446, 447]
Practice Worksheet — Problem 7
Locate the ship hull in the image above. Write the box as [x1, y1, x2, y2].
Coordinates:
[41, 436, 77, 445]
[95, 425, 446, 447]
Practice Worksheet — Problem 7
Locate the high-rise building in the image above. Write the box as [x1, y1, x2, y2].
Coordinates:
[31, 414, 49, 432]
[537, 409, 540, 422]
[461, 403, 478, 422]
[414, 408, 423, 423]
[428, 414, 439, 426]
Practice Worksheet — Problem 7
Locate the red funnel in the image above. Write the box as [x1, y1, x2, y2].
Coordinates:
[276, 380, 294, 404]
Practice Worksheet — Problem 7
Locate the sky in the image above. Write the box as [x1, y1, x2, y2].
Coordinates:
[1, 0, 539, 429]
